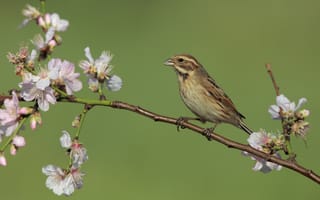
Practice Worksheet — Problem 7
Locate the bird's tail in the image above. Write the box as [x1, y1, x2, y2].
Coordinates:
[239, 121, 253, 135]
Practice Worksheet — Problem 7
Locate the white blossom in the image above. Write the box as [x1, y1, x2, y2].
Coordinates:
[50, 13, 69, 32]
[268, 94, 307, 119]
[243, 151, 282, 173]
[243, 131, 282, 173]
[0, 93, 23, 139]
[107, 75, 122, 91]
[21, 4, 40, 27]
[60, 130, 72, 148]
[80, 47, 122, 92]
[42, 165, 84, 196]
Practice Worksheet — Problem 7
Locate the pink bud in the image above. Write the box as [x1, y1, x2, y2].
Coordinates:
[48, 40, 57, 49]
[10, 145, 17, 155]
[30, 117, 37, 130]
[44, 13, 51, 24]
[37, 16, 45, 27]
[19, 107, 33, 115]
[30, 112, 42, 130]
[0, 155, 7, 166]
[12, 135, 26, 147]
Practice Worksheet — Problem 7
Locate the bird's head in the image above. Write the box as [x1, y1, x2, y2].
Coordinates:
[164, 54, 202, 78]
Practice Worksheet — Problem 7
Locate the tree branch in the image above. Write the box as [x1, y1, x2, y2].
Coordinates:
[0, 94, 320, 184]
[62, 98, 320, 184]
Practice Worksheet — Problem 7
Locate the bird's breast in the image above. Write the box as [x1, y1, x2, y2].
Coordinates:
[178, 78, 222, 123]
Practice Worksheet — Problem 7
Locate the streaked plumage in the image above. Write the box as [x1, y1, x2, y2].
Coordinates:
[164, 54, 252, 135]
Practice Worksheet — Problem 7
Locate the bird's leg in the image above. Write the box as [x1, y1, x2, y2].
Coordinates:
[203, 124, 218, 141]
[176, 117, 202, 132]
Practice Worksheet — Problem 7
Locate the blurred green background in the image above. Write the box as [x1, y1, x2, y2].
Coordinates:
[0, 0, 319, 199]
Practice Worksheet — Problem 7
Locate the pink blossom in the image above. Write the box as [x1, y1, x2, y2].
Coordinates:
[21, 4, 40, 27]
[20, 72, 57, 112]
[243, 131, 282, 173]
[0, 92, 25, 139]
[37, 13, 51, 29]
[48, 59, 82, 95]
[32, 32, 56, 51]
[70, 142, 88, 168]
[59, 131, 88, 168]
[12, 135, 26, 147]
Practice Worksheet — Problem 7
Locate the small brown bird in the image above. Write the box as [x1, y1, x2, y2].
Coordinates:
[164, 54, 252, 136]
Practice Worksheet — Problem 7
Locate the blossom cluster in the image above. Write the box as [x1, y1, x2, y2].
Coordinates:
[42, 131, 87, 196]
[22, 4, 69, 60]
[243, 94, 309, 173]
[80, 47, 122, 92]
[268, 94, 310, 138]
[19, 57, 82, 111]
[0, 92, 29, 166]
[243, 130, 283, 173]
[1, 3, 123, 196]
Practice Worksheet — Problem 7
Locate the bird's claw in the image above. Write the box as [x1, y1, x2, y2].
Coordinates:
[203, 127, 214, 141]
[176, 117, 187, 132]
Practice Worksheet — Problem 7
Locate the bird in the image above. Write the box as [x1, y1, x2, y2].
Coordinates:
[164, 54, 252, 138]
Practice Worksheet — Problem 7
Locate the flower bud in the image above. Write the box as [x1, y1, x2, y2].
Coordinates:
[295, 109, 310, 119]
[106, 75, 122, 91]
[19, 107, 34, 115]
[0, 154, 7, 166]
[30, 112, 42, 130]
[72, 115, 81, 128]
[10, 145, 17, 155]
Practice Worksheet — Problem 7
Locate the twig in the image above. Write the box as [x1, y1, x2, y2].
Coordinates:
[265, 64, 296, 159]
[265, 64, 280, 96]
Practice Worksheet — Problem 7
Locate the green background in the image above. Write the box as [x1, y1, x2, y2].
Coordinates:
[0, 0, 319, 199]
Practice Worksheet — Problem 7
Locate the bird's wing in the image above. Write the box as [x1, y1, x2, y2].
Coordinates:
[205, 76, 246, 119]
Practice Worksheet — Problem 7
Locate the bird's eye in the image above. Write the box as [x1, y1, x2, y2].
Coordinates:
[178, 58, 184, 62]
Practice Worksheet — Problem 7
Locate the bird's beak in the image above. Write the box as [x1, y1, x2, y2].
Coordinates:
[164, 58, 174, 66]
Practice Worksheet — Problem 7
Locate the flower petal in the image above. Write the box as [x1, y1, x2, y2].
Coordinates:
[106, 75, 122, 91]
[268, 105, 280, 119]
[295, 97, 307, 111]
[60, 130, 72, 148]
[84, 47, 94, 64]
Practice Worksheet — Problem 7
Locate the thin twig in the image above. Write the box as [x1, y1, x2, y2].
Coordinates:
[265, 64, 280, 96]
[265, 64, 296, 158]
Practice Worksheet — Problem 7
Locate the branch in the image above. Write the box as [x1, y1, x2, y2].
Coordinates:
[61, 97, 320, 184]
[1, 94, 319, 184]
